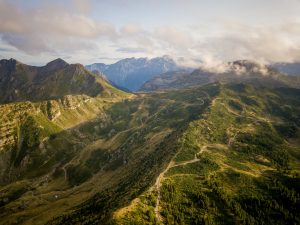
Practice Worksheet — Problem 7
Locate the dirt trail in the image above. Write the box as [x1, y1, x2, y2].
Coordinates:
[154, 145, 207, 223]
[154, 91, 210, 224]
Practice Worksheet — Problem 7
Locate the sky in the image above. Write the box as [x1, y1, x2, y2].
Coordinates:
[0, 0, 300, 66]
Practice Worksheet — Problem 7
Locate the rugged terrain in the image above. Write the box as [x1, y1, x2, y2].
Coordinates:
[141, 60, 300, 92]
[86, 56, 182, 91]
[115, 84, 300, 225]
[0, 59, 299, 225]
[0, 58, 114, 104]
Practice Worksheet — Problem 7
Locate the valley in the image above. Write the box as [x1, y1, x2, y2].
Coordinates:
[0, 68, 213, 224]
[0, 76, 299, 224]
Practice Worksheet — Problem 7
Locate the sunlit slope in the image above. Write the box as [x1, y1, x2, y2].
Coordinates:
[0, 85, 216, 225]
[0, 83, 299, 225]
[115, 84, 300, 225]
[0, 58, 126, 104]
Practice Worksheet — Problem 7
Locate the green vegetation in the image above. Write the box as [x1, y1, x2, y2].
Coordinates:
[13, 115, 41, 167]
[67, 165, 92, 186]
[115, 84, 300, 225]
[0, 83, 299, 225]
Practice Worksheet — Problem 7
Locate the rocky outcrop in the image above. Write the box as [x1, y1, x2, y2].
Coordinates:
[0, 102, 36, 152]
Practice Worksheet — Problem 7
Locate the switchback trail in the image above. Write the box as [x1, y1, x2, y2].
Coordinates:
[154, 145, 208, 223]
[154, 90, 210, 224]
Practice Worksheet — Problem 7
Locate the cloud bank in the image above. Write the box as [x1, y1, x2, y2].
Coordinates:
[0, 0, 300, 65]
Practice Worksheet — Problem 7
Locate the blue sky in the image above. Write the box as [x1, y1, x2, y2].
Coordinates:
[0, 0, 300, 66]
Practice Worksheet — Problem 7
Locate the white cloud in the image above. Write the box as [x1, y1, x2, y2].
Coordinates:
[1, 0, 300, 66]
[120, 24, 141, 35]
[197, 21, 300, 64]
[0, 0, 116, 55]
[154, 26, 193, 50]
[72, 0, 91, 15]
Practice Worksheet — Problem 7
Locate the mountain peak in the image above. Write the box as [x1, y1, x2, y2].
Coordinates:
[232, 60, 260, 67]
[230, 60, 272, 76]
[0, 58, 21, 65]
[0, 58, 22, 72]
[45, 58, 68, 70]
[162, 55, 173, 60]
[86, 56, 180, 91]
[0, 58, 121, 103]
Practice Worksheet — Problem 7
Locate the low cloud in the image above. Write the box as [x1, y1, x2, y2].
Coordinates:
[117, 47, 148, 54]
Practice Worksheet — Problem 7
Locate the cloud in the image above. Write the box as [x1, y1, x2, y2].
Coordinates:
[1, 0, 300, 66]
[0, 0, 116, 55]
[201, 22, 300, 64]
[117, 47, 147, 53]
[0, 46, 17, 52]
[154, 26, 193, 50]
[120, 24, 141, 35]
[72, 0, 91, 14]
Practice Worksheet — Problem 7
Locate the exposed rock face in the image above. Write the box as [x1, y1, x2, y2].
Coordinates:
[0, 95, 105, 183]
[0, 102, 36, 152]
[0, 60, 126, 180]
[41, 95, 91, 121]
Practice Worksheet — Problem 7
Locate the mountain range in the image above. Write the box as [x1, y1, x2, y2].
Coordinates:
[86, 56, 183, 91]
[141, 60, 300, 91]
[271, 62, 300, 76]
[0, 58, 125, 104]
[0, 57, 299, 225]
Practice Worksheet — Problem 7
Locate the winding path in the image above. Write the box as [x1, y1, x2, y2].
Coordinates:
[154, 145, 207, 223]
[154, 91, 210, 224]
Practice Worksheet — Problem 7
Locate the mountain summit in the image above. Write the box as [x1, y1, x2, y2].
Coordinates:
[45, 58, 69, 71]
[86, 56, 183, 91]
[0, 58, 120, 103]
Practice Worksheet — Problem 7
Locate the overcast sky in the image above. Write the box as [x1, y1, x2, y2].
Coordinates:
[0, 0, 300, 66]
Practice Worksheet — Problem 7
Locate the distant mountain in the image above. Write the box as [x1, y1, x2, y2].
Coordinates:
[86, 56, 183, 91]
[0, 58, 120, 103]
[140, 60, 300, 91]
[271, 62, 300, 76]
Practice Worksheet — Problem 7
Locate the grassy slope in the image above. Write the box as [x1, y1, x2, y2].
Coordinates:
[0, 85, 215, 225]
[0, 83, 299, 225]
[0, 81, 130, 224]
[114, 84, 300, 225]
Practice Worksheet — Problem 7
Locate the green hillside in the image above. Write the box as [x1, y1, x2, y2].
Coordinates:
[0, 58, 125, 104]
[0, 83, 299, 225]
[114, 84, 300, 225]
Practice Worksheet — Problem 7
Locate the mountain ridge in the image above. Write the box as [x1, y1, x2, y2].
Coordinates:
[0, 58, 124, 104]
[271, 62, 300, 76]
[86, 56, 185, 91]
[140, 60, 300, 91]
